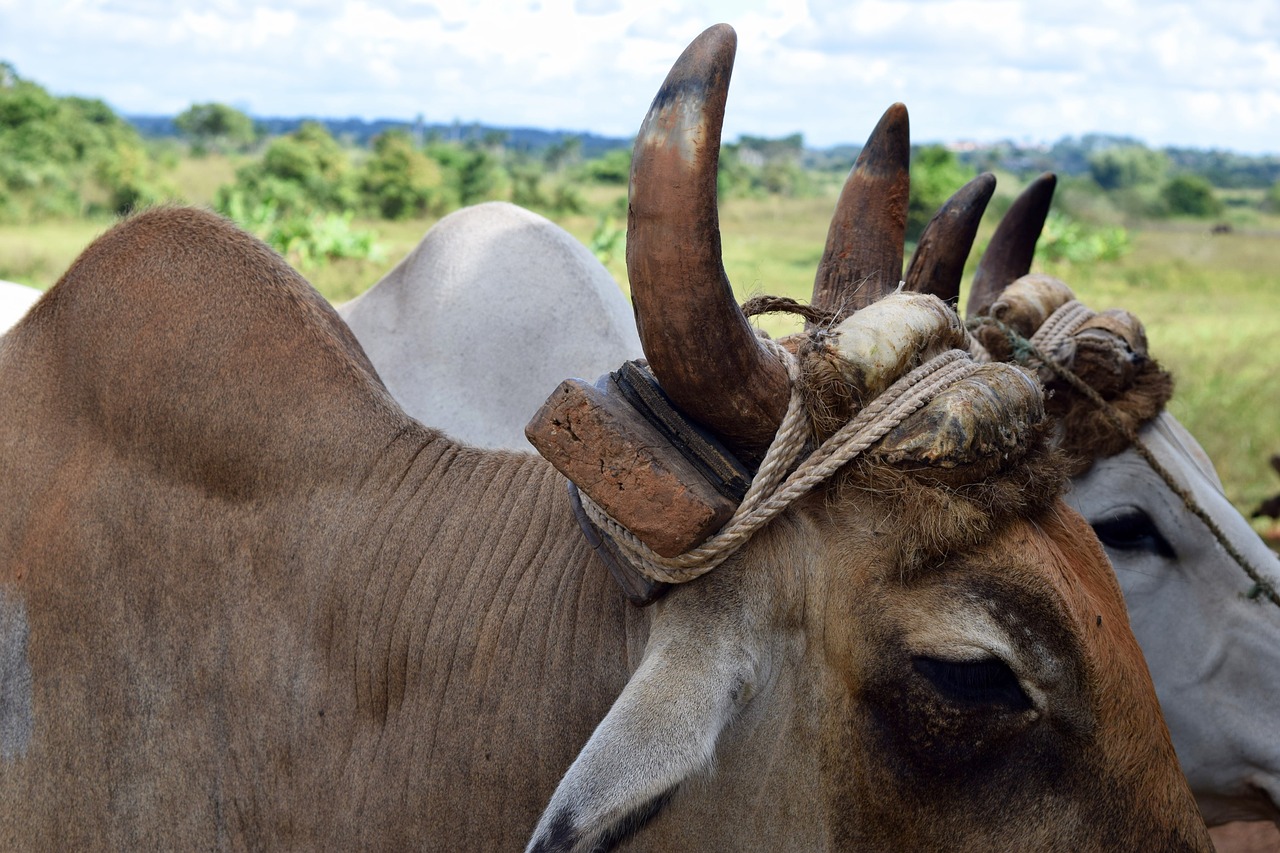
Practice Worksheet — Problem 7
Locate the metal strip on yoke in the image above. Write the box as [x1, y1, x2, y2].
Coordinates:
[565, 361, 757, 607]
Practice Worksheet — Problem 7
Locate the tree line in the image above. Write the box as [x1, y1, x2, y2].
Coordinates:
[5, 60, 1279, 268]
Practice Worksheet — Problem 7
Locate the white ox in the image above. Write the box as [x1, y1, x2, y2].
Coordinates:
[338, 204, 640, 449]
[341, 192, 1280, 836]
[0, 280, 42, 335]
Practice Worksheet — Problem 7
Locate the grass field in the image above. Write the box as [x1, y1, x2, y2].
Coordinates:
[2, 186, 1277, 532]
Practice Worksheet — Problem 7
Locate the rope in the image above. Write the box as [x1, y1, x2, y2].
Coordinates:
[740, 294, 841, 327]
[1029, 300, 1094, 357]
[581, 344, 979, 584]
[969, 307, 1280, 608]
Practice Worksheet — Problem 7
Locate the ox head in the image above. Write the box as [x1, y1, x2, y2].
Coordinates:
[908, 172, 1280, 826]
[526, 25, 1210, 852]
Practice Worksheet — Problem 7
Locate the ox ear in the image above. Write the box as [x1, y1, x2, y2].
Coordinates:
[526, 622, 761, 852]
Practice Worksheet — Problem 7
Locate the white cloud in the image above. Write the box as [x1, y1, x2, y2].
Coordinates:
[575, 0, 623, 14]
[0, 0, 1275, 152]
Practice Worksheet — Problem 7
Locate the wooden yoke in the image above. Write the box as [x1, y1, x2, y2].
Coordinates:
[527, 365, 754, 605]
[527, 366, 749, 556]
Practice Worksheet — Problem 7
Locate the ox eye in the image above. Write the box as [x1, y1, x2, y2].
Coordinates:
[1091, 509, 1175, 559]
[913, 656, 1032, 711]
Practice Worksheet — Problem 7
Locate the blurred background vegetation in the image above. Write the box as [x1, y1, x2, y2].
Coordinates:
[2, 60, 1278, 536]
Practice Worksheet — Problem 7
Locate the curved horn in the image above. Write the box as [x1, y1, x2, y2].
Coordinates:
[903, 172, 997, 307]
[967, 171, 1056, 317]
[810, 103, 911, 323]
[627, 24, 789, 462]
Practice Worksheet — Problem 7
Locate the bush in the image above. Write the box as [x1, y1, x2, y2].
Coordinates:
[581, 149, 631, 185]
[759, 160, 812, 197]
[1266, 181, 1280, 213]
[268, 211, 382, 268]
[175, 102, 256, 153]
[359, 130, 447, 219]
[1036, 211, 1130, 266]
[427, 141, 509, 206]
[1161, 174, 1224, 218]
[219, 189, 381, 268]
[1088, 145, 1168, 191]
[716, 146, 759, 199]
[508, 157, 549, 209]
[716, 139, 816, 200]
[549, 182, 585, 215]
[908, 145, 973, 242]
[0, 63, 167, 220]
[589, 215, 625, 266]
[217, 121, 357, 219]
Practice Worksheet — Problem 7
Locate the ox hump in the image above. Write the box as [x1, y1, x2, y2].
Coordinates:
[3, 207, 406, 497]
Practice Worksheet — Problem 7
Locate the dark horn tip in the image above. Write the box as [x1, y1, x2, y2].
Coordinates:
[968, 172, 1059, 318]
[672, 23, 738, 81]
[637, 25, 737, 131]
[856, 103, 910, 174]
[1010, 172, 1057, 224]
[1019, 172, 1058, 214]
[809, 102, 913, 319]
[956, 172, 998, 204]
[903, 172, 997, 305]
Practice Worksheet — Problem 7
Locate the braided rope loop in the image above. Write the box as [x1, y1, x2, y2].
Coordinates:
[1028, 300, 1093, 362]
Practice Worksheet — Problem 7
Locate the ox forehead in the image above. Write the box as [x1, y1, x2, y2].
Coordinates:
[0, 25, 1210, 853]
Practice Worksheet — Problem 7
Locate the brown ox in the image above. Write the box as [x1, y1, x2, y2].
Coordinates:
[0, 25, 1208, 852]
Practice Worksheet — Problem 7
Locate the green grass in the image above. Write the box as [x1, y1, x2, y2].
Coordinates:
[167, 152, 243, 207]
[1049, 228, 1280, 520]
[3, 193, 1277, 530]
[0, 219, 113, 288]
[305, 215, 449, 304]
[0, 154, 246, 288]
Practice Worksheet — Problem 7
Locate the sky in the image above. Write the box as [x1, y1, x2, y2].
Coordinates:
[2, 0, 1277, 154]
